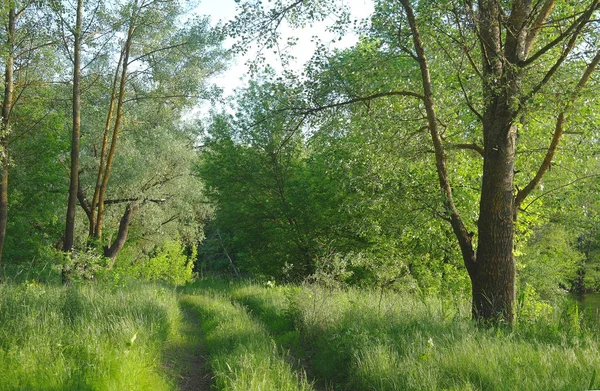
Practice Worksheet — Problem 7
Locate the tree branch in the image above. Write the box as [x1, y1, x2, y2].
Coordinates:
[77, 184, 93, 222]
[514, 49, 600, 212]
[449, 143, 485, 157]
[457, 72, 483, 121]
[288, 90, 425, 116]
[524, 0, 556, 55]
[399, 0, 476, 272]
[103, 197, 167, 205]
[520, 1, 599, 66]
[127, 41, 190, 65]
[520, 174, 599, 212]
[521, 23, 582, 104]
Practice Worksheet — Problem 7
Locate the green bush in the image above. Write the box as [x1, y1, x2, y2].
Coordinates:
[62, 249, 109, 282]
[517, 223, 583, 299]
[118, 240, 196, 285]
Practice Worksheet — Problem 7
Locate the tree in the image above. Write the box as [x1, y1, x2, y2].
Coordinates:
[229, 0, 600, 324]
[200, 82, 315, 278]
[0, 0, 225, 275]
[56, 0, 227, 260]
[0, 0, 57, 273]
[0, 1, 16, 277]
[63, 0, 83, 252]
[199, 76, 469, 290]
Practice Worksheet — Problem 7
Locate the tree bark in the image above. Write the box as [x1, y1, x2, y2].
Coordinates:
[0, 3, 16, 279]
[64, 0, 84, 252]
[466, 0, 530, 324]
[103, 202, 137, 264]
[472, 116, 518, 322]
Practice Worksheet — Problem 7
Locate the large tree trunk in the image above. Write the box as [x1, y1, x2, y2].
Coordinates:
[468, 0, 527, 325]
[0, 3, 16, 279]
[64, 0, 84, 252]
[472, 118, 518, 322]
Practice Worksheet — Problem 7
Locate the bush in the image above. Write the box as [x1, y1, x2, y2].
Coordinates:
[62, 249, 109, 283]
[119, 240, 196, 285]
[517, 223, 583, 299]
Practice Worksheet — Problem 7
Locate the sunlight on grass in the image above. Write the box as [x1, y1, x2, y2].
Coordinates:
[182, 292, 313, 391]
[188, 279, 600, 391]
[0, 282, 180, 391]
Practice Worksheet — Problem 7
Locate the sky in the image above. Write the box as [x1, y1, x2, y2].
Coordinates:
[193, 0, 374, 100]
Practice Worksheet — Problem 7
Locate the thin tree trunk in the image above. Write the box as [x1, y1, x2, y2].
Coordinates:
[0, 3, 16, 280]
[64, 0, 84, 252]
[216, 229, 239, 277]
[94, 10, 137, 242]
[89, 48, 124, 238]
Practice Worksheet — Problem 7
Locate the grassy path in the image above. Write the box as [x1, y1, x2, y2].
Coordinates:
[164, 300, 213, 391]
[181, 293, 314, 391]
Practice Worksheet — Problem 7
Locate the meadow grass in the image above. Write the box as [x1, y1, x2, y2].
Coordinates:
[0, 281, 182, 391]
[4, 275, 600, 390]
[189, 279, 600, 391]
[181, 290, 314, 391]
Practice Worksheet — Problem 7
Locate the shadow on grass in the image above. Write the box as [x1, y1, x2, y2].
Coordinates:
[231, 291, 338, 391]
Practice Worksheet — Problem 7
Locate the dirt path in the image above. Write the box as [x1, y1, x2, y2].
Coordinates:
[163, 300, 212, 391]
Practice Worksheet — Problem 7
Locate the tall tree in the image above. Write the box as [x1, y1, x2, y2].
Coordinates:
[0, 1, 16, 278]
[90, 0, 137, 244]
[0, 0, 49, 273]
[230, 0, 600, 324]
[63, 0, 84, 252]
[74, 0, 226, 259]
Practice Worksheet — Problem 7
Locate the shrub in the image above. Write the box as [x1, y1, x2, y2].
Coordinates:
[121, 240, 196, 285]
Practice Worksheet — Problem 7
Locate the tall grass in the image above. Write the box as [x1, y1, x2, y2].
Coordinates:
[0, 281, 181, 390]
[196, 280, 600, 391]
[181, 290, 313, 391]
[5, 275, 599, 390]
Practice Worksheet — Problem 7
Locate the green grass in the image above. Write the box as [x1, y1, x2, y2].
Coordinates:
[0, 281, 182, 390]
[188, 279, 600, 391]
[4, 276, 600, 390]
[181, 290, 314, 391]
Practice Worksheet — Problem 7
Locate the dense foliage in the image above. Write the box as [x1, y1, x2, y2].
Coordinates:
[2, 0, 600, 312]
[0, 0, 226, 278]
[197, 0, 600, 314]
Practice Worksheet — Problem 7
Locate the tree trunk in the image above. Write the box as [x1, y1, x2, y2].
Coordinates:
[472, 119, 517, 323]
[94, 11, 137, 243]
[103, 202, 137, 264]
[0, 3, 16, 279]
[89, 47, 124, 238]
[64, 0, 84, 252]
[467, 0, 523, 325]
